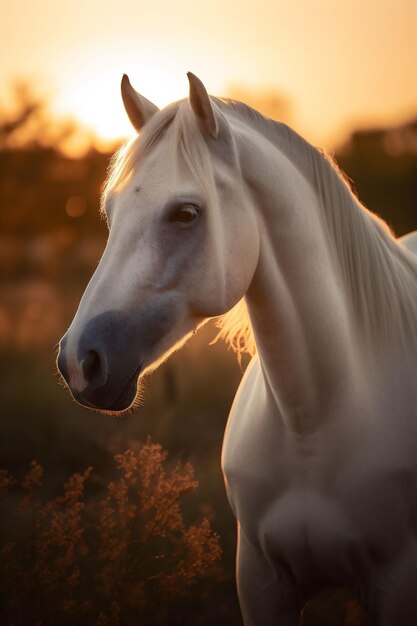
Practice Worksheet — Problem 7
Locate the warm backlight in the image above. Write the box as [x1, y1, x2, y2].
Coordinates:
[53, 52, 188, 151]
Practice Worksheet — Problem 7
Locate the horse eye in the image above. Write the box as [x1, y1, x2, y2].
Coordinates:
[171, 204, 200, 224]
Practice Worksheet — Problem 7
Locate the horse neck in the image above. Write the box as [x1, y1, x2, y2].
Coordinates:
[235, 119, 417, 431]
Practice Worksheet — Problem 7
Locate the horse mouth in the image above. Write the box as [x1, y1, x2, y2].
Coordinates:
[106, 362, 143, 412]
[71, 362, 143, 413]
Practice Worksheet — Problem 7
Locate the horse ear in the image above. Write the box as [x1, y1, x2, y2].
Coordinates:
[121, 74, 159, 132]
[187, 72, 218, 139]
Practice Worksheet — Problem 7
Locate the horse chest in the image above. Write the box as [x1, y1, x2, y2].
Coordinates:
[222, 357, 417, 588]
[222, 373, 356, 586]
[222, 359, 328, 528]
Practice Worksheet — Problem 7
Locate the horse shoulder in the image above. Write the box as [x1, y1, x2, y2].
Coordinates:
[222, 357, 289, 518]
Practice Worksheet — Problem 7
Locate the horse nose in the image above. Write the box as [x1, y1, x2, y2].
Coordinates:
[57, 311, 141, 412]
[81, 349, 107, 388]
[57, 330, 108, 400]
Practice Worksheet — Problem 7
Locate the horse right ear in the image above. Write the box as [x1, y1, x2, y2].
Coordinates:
[121, 74, 159, 132]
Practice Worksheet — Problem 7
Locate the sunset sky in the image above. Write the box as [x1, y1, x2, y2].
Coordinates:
[1, 0, 416, 151]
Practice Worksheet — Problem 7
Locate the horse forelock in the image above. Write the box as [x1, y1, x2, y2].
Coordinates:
[101, 101, 180, 213]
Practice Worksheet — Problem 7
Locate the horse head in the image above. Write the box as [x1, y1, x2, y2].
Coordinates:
[57, 73, 259, 412]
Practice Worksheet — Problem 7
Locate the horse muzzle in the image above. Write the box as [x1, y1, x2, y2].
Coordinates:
[57, 310, 146, 412]
[58, 352, 141, 413]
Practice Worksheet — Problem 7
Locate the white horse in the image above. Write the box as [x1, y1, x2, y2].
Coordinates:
[57, 73, 417, 625]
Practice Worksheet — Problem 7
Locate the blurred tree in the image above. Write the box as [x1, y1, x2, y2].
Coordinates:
[0, 79, 91, 153]
[0, 80, 109, 286]
[335, 116, 417, 236]
[0, 81, 43, 149]
[225, 84, 291, 123]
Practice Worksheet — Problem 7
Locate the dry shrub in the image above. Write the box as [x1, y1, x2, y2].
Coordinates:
[0, 440, 222, 625]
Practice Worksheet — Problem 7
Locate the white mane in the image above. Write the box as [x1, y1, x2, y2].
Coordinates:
[102, 99, 417, 358]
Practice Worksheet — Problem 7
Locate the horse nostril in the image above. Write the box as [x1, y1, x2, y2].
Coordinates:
[57, 347, 69, 383]
[82, 350, 103, 386]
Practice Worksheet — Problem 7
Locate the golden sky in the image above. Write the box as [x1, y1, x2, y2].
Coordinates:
[1, 0, 416, 151]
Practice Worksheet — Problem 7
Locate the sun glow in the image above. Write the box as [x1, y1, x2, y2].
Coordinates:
[53, 49, 189, 153]
[3, 1, 415, 156]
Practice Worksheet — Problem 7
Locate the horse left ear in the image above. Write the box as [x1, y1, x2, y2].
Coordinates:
[187, 72, 218, 139]
[121, 74, 159, 132]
